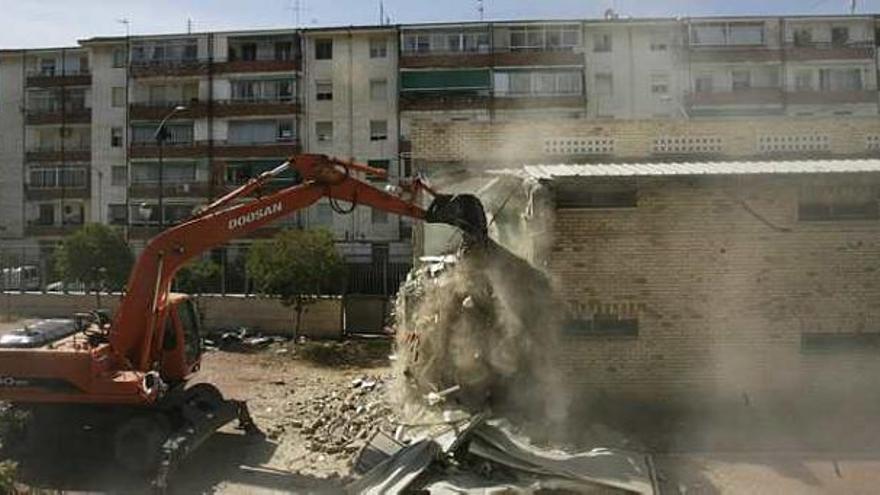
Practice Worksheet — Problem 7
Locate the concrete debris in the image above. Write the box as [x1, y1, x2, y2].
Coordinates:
[348, 415, 656, 495]
[203, 327, 285, 352]
[290, 374, 396, 457]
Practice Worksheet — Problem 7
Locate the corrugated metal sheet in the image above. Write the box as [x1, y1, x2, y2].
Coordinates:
[493, 159, 880, 180]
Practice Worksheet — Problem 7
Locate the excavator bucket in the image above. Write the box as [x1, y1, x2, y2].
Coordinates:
[425, 194, 489, 244]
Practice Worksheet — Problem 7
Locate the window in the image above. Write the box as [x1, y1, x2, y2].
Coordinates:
[793, 28, 812, 47]
[593, 32, 612, 52]
[494, 70, 583, 97]
[316, 121, 333, 142]
[314, 203, 333, 227]
[39, 58, 56, 76]
[241, 43, 257, 61]
[555, 183, 637, 208]
[731, 69, 751, 91]
[315, 39, 333, 60]
[795, 70, 813, 91]
[109, 204, 127, 225]
[227, 120, 293, 144]
[691, 22, 764, 46]
[831, 26, 849, 46]
[131, 163, 196, 183]
[371, 208, 389, 224]
[370, 120, 388, 141]
[367, 160, 390, 181]
[112, 48, 126, 68]
[509, 25, 580, 52]
[277, 121, 295, 142]
[564, 315, 639, 338]
[649, 34, 668, 51]
[650, 74, 669, 94]
[38, 204, 54, 225]
[819, 68, 863, 91]
[403, 33, 431, 53]
[316, 80, 333, 101]
[370, 38, 388, 58]
[694, 74, 713, 93]
[728, 23, 764, 45]
[112, 87, 125, 107]
[111, 127, 123, 147]
[594, 73, 613, 97]
[132, 123, 193, 145]
[802, 333, 880, 353]
[370, 79, 388, 101]
[111, 166, 126, 186]
[275, 41, 293, 61]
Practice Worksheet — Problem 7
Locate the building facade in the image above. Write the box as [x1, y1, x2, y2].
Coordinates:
[1, 14, 880, 293]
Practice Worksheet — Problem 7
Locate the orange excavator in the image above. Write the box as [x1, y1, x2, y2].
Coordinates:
[0, 154, 487, 489]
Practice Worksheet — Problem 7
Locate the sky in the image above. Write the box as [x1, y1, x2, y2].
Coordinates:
[1, 0, 879, 49]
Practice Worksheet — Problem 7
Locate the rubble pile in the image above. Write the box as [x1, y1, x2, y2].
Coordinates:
[293, 375, 396, 456]
[391, 242, 568, 423]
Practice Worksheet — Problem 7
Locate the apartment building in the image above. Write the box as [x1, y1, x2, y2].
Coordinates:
[1, 14, 879, 290]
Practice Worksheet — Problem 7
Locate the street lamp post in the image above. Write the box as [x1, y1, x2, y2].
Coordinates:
[154, 105, 186, 228]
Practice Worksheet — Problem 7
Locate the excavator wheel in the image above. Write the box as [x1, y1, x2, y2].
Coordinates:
[113, 413, 171, 474]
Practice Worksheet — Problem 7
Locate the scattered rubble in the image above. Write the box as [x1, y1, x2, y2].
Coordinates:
[263, 373, 396, 459]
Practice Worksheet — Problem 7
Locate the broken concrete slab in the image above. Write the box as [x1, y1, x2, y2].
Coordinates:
[345, 439, 440, 495]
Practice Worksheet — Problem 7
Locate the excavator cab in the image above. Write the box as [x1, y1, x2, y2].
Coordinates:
[160, 295, 203, 383]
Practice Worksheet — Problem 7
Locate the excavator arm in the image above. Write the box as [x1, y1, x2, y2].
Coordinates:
[111, 153, 487, 371]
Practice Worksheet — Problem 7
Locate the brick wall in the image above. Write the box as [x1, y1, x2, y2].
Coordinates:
[542, 173, 880, 404]
[410, 116, 880, 166]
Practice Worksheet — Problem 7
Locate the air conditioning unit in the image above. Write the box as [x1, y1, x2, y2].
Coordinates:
[180, 183, 191, 193]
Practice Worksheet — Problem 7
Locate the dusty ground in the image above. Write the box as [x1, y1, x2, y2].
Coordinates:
[5, 340, 392, 494]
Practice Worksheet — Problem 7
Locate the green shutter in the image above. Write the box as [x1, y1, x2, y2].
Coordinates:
[401, 70, 491, 91]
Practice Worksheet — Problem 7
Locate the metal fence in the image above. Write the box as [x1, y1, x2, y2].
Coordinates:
[0, 245, 410, 297]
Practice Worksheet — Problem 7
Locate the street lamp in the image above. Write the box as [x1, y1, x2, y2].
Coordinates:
[154, 105, 186, 228]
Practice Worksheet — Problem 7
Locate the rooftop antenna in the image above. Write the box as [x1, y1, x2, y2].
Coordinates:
[117, 18, 130, 37]
[289, 0, 304, 27]
[379, 1, 384, 25]
[851, 0, 857, 14]
[477, 0, 485, 21]
[186, 17, 193, 34]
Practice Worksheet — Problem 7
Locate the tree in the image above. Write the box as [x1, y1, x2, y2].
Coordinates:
[175, 258, 221, 295]
[247, 229, 344, 335]
[55, 224, 134, 295]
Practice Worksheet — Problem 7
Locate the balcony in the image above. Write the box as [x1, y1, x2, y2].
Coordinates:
[130, 100, 209, 120]
[400, 92, 492, 111]
[129, 182, 211, 199]
[784, 42, 874, 61]
[24, 182, 91, 201]
[130, 59, 210, 78]
[26, 69, 91, 88]
[213, 98, 300, 118]
[493, 94, 586, 110]
[129, 141, 208, 159]
[25, 146, 91, 163]
[688, 47, 782, 63]
[400, 51, 495, 69]
[786, 89, 877, 105]
[492, 48, 584, 67]
[215, 58, 300, 74]
[213, 139, 300, 158]
[24, 224, 83, 237]
[25, 105, 91, 125]
[686, 88, 784, 106]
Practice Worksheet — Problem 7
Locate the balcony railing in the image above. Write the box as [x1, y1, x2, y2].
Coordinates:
[129, 100, 207, 120]
[786, 89, 877, 105]
[784, 41, 874, 61]
[400, 92, 492, 111]
[129, 182, 211, 199]
[214, 98, 300, 117]
[130, 58, 210, 78]
[213, 139, 300, 158]
[24, 224, 84, 237]
[26, 69, 91, 87]
[685, 88, 785, 106]
[26, 104, 91, 124]
[215, 57, 300, 74]
[25, 145, 91, 162]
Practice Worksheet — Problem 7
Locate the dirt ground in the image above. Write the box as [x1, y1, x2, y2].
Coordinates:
[6, 343, 391, 494]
